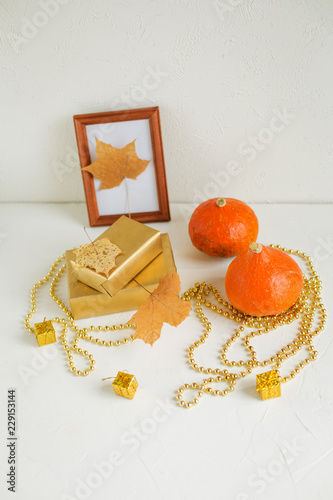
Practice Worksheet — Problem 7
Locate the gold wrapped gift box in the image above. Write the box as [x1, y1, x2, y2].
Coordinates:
[66, 233, 176, 320]
[112, 372, 138, 399]
[71, 216, 162, 297]
[34, 319, 56, 347]
[256, 370, 281, 400]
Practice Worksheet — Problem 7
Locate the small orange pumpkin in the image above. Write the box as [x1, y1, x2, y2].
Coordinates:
[188, 198, 259, 257]
[225, 243, 304, 317]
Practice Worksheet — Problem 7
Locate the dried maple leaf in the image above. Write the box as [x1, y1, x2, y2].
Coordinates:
[82, 138, 150, 190]
[127, 272, 191, 346]
[74, 238, 122, 277]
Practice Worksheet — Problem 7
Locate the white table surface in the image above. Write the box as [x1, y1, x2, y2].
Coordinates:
[1, 202, 333, 500]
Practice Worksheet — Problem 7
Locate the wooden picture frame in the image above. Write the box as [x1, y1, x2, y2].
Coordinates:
[73, 107, 170, 226]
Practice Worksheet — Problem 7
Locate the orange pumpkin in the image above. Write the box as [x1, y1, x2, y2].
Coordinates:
[225, 243, 304, 316]
[188, 198, 259, 257]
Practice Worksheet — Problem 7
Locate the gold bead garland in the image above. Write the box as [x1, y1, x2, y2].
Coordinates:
[176, 245, 326, 408]
[24, 245, 326, 405]
[24, 253, 137, 376]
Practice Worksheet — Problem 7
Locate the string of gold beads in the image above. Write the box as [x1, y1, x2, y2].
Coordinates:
[24, 246, 326, 394]
[177, 245, 326, 408]
[24, 253, 137, 376]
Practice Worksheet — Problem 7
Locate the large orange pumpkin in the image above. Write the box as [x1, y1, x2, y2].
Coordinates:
[225, 243, 304, 316]
[188, 198, 259, 257]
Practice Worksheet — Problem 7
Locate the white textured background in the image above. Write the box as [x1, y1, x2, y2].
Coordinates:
[0, 0, 333, 204]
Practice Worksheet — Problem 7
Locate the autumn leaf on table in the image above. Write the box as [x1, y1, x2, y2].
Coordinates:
[127, 272, 192, 346]
[82, 138, 150, 190]
[74, 238, 122, 277]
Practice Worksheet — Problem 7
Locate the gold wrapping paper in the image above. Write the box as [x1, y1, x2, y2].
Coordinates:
[112, 372, 138, 399]
[71, 216, 162, 296]
[66, 233, 176, 319]
[256, 370, 281, 400]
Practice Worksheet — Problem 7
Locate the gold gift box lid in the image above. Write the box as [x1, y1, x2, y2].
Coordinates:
[71, 216, 162, 297]
[66, 233, 176, 320]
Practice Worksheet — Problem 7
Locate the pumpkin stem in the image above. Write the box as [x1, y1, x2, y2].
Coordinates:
[216, 198, 226, 208]
[250, 242, 262, 254]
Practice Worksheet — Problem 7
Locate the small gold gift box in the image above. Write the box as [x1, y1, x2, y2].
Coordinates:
[112, 372, 138, 399]
[34, 318, 56, 347]
[256, 370, 281, 400]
